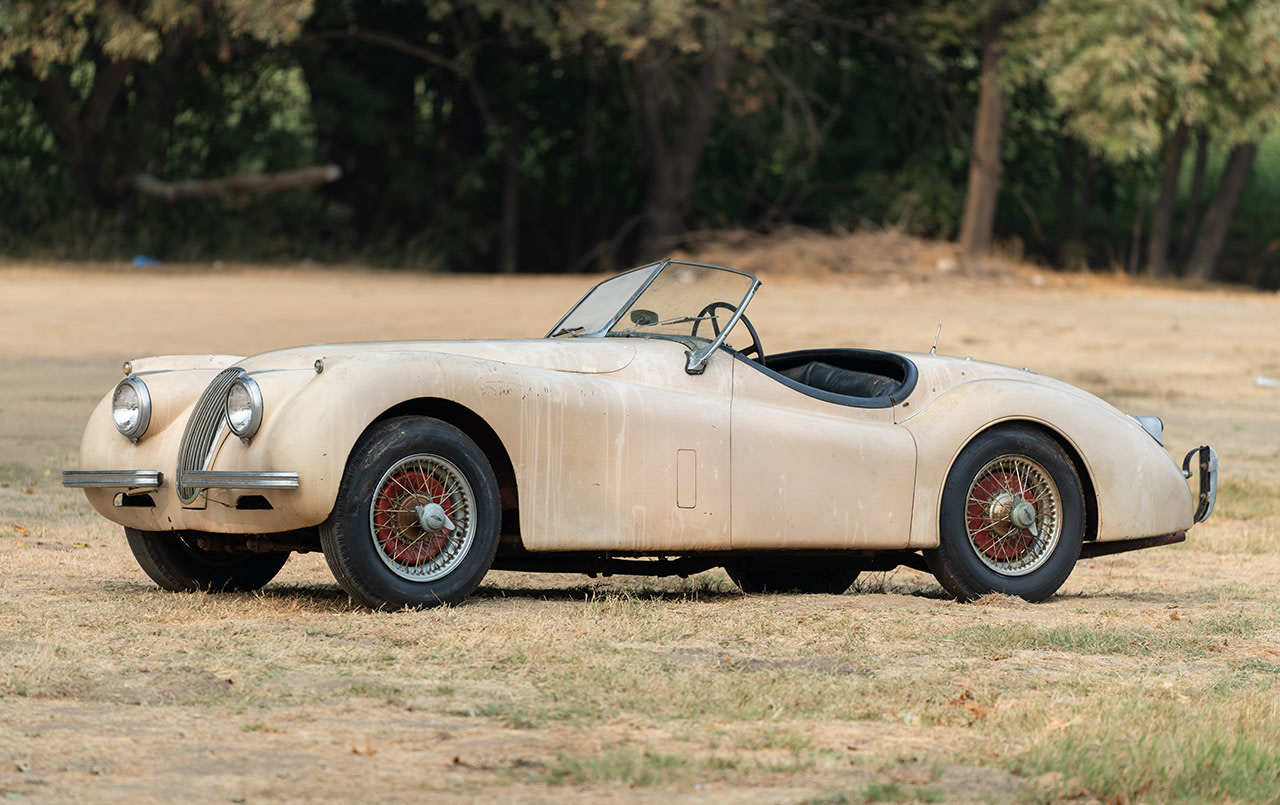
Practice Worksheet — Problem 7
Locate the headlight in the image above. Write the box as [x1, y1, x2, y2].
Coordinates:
[1131, 415, 1164, 446]
[225, 376, 263, 441]
[112, 376, 151, 441]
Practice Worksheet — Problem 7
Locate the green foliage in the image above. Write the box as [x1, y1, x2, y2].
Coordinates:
[0, 0, 1278, 274]
[0, 1, 313, 73]
[1010, 0, 1280, 162]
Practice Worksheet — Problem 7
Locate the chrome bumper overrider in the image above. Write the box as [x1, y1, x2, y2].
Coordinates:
[63, 470, 299, 492]
[1182, 445, 1219, 523]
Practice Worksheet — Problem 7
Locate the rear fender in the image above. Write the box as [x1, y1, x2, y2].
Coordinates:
[899, 379, 1193, 548]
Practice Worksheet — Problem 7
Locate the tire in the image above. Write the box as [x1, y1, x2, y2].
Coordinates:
[727, 562, 861, 595]
[925, 425, 1085, 602]
[125, 527, 289, 592]
[320, 417, 501, 610]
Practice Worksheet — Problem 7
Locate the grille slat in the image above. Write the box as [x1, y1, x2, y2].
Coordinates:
[177, 367, 246, 504]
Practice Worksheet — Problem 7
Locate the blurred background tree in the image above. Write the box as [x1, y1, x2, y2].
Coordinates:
[2, 0, 1279, 285]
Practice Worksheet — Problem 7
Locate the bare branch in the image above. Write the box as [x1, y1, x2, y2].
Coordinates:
[133, 165, 343, 201]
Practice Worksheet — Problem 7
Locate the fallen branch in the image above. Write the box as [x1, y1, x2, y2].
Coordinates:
[132, 164, 342, 201]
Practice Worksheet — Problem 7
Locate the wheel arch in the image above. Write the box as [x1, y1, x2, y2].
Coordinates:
[368, 398, 519, 517]
[906, 411, 1102, 550]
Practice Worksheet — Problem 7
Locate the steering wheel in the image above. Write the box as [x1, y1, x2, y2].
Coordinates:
[692, 302, 765, 363]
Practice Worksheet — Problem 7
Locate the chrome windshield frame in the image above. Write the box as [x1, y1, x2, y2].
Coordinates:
[545, 261, 667, 338]
[546, 259, 762, 375]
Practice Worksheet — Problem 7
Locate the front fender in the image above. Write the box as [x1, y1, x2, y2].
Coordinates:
[210, 351, 528, 528]
[899, 378, 1194, 548]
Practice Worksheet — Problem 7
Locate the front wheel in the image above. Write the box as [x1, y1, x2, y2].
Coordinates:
[320, 417, 501, 610]
[125, 528, 289, 592]
[925, 426, 1085, 602]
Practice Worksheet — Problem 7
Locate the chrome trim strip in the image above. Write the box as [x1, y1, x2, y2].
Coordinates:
[180, 471, 300, 490]
[62, 470, 163, 489]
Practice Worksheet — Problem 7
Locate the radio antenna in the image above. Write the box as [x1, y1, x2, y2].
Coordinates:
[930, 319, 943, 355]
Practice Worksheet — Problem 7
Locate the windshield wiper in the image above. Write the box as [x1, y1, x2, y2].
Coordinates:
[550, 326, 584, 338]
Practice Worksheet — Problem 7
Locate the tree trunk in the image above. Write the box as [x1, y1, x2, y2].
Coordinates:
[37, 55, 134, 203]
[1185, 142, 1258, 282]
[1144, 120, 1189, 277]
[634, 44, 738, 261]
[958, 8, 1008, 259]
[1174, 127, 1210, 266]
[1127, 182, 1151, 275]
[499, 124, 521, 275]
[1057, 137, 1078, 240]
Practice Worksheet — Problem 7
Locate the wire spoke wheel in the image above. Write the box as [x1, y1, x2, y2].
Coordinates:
[370, 454, 476, 582]
[926, 426, 1085, 603]
[964, 457, 1061, 576]
[320, 417, 501, 610]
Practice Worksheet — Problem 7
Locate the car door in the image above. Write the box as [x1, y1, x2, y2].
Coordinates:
[729, 361, 918, 549]
[517, 339, 733, 552]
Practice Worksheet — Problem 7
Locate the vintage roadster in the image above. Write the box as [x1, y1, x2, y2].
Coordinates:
[64, 259, 1218, 609]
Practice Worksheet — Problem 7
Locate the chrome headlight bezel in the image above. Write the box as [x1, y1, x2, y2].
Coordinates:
[225, 376, 264, 441]
[112, 375, 152, 442]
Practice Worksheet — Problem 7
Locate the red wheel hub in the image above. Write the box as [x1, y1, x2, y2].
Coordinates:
[967, 471, 1034, 560]
[373, 470, 453, 566]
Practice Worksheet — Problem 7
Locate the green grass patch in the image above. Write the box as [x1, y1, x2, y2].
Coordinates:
[862, 781, 945, 803]
[0, 463, 39, 485]
[1017, 693, 1280, 802]
[946, 622, 1210, 658]
[1214, 477, 1280, 521]
[538, 745, 742, 787]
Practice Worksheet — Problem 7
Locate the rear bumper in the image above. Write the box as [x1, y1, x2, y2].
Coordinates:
[1182, 445, 1219, 523]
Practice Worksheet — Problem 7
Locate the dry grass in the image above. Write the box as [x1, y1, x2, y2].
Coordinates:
[3, 251, 1280, 802]
[4, 490, 1280, 802]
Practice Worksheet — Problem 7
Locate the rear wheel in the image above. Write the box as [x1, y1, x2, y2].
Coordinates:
[125, 528, 289, 592]
[320, 417, 501, 610]
[925, 426, 1085, 602]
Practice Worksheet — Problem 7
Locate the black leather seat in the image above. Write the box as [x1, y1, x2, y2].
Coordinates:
[779, 361, 899, 399]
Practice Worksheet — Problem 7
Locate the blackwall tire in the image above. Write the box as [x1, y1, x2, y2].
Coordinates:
[320, 417, 501, 610]
[125, 527, 289, 592]
[925, 426, 1085, 603]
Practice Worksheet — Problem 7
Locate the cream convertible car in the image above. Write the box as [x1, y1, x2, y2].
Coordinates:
[65, 260, 1218, 609]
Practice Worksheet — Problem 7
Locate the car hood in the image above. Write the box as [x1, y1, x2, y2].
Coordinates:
[234, 338, 638, 375]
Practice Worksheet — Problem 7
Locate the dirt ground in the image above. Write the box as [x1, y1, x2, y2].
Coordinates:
[2, 230, 1279, 802]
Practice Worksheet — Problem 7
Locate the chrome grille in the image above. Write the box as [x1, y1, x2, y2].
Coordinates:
[177, 367, 245, 504]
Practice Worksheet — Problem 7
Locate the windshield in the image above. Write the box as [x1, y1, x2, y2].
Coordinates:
[547, 259, 761, 374]
[548, 260, 758, 340]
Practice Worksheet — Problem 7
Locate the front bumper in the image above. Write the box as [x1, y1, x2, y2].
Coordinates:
[60, 470, 163, 490]
[63, 469, 299, 493]
[1182, 445, 1219, 523]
